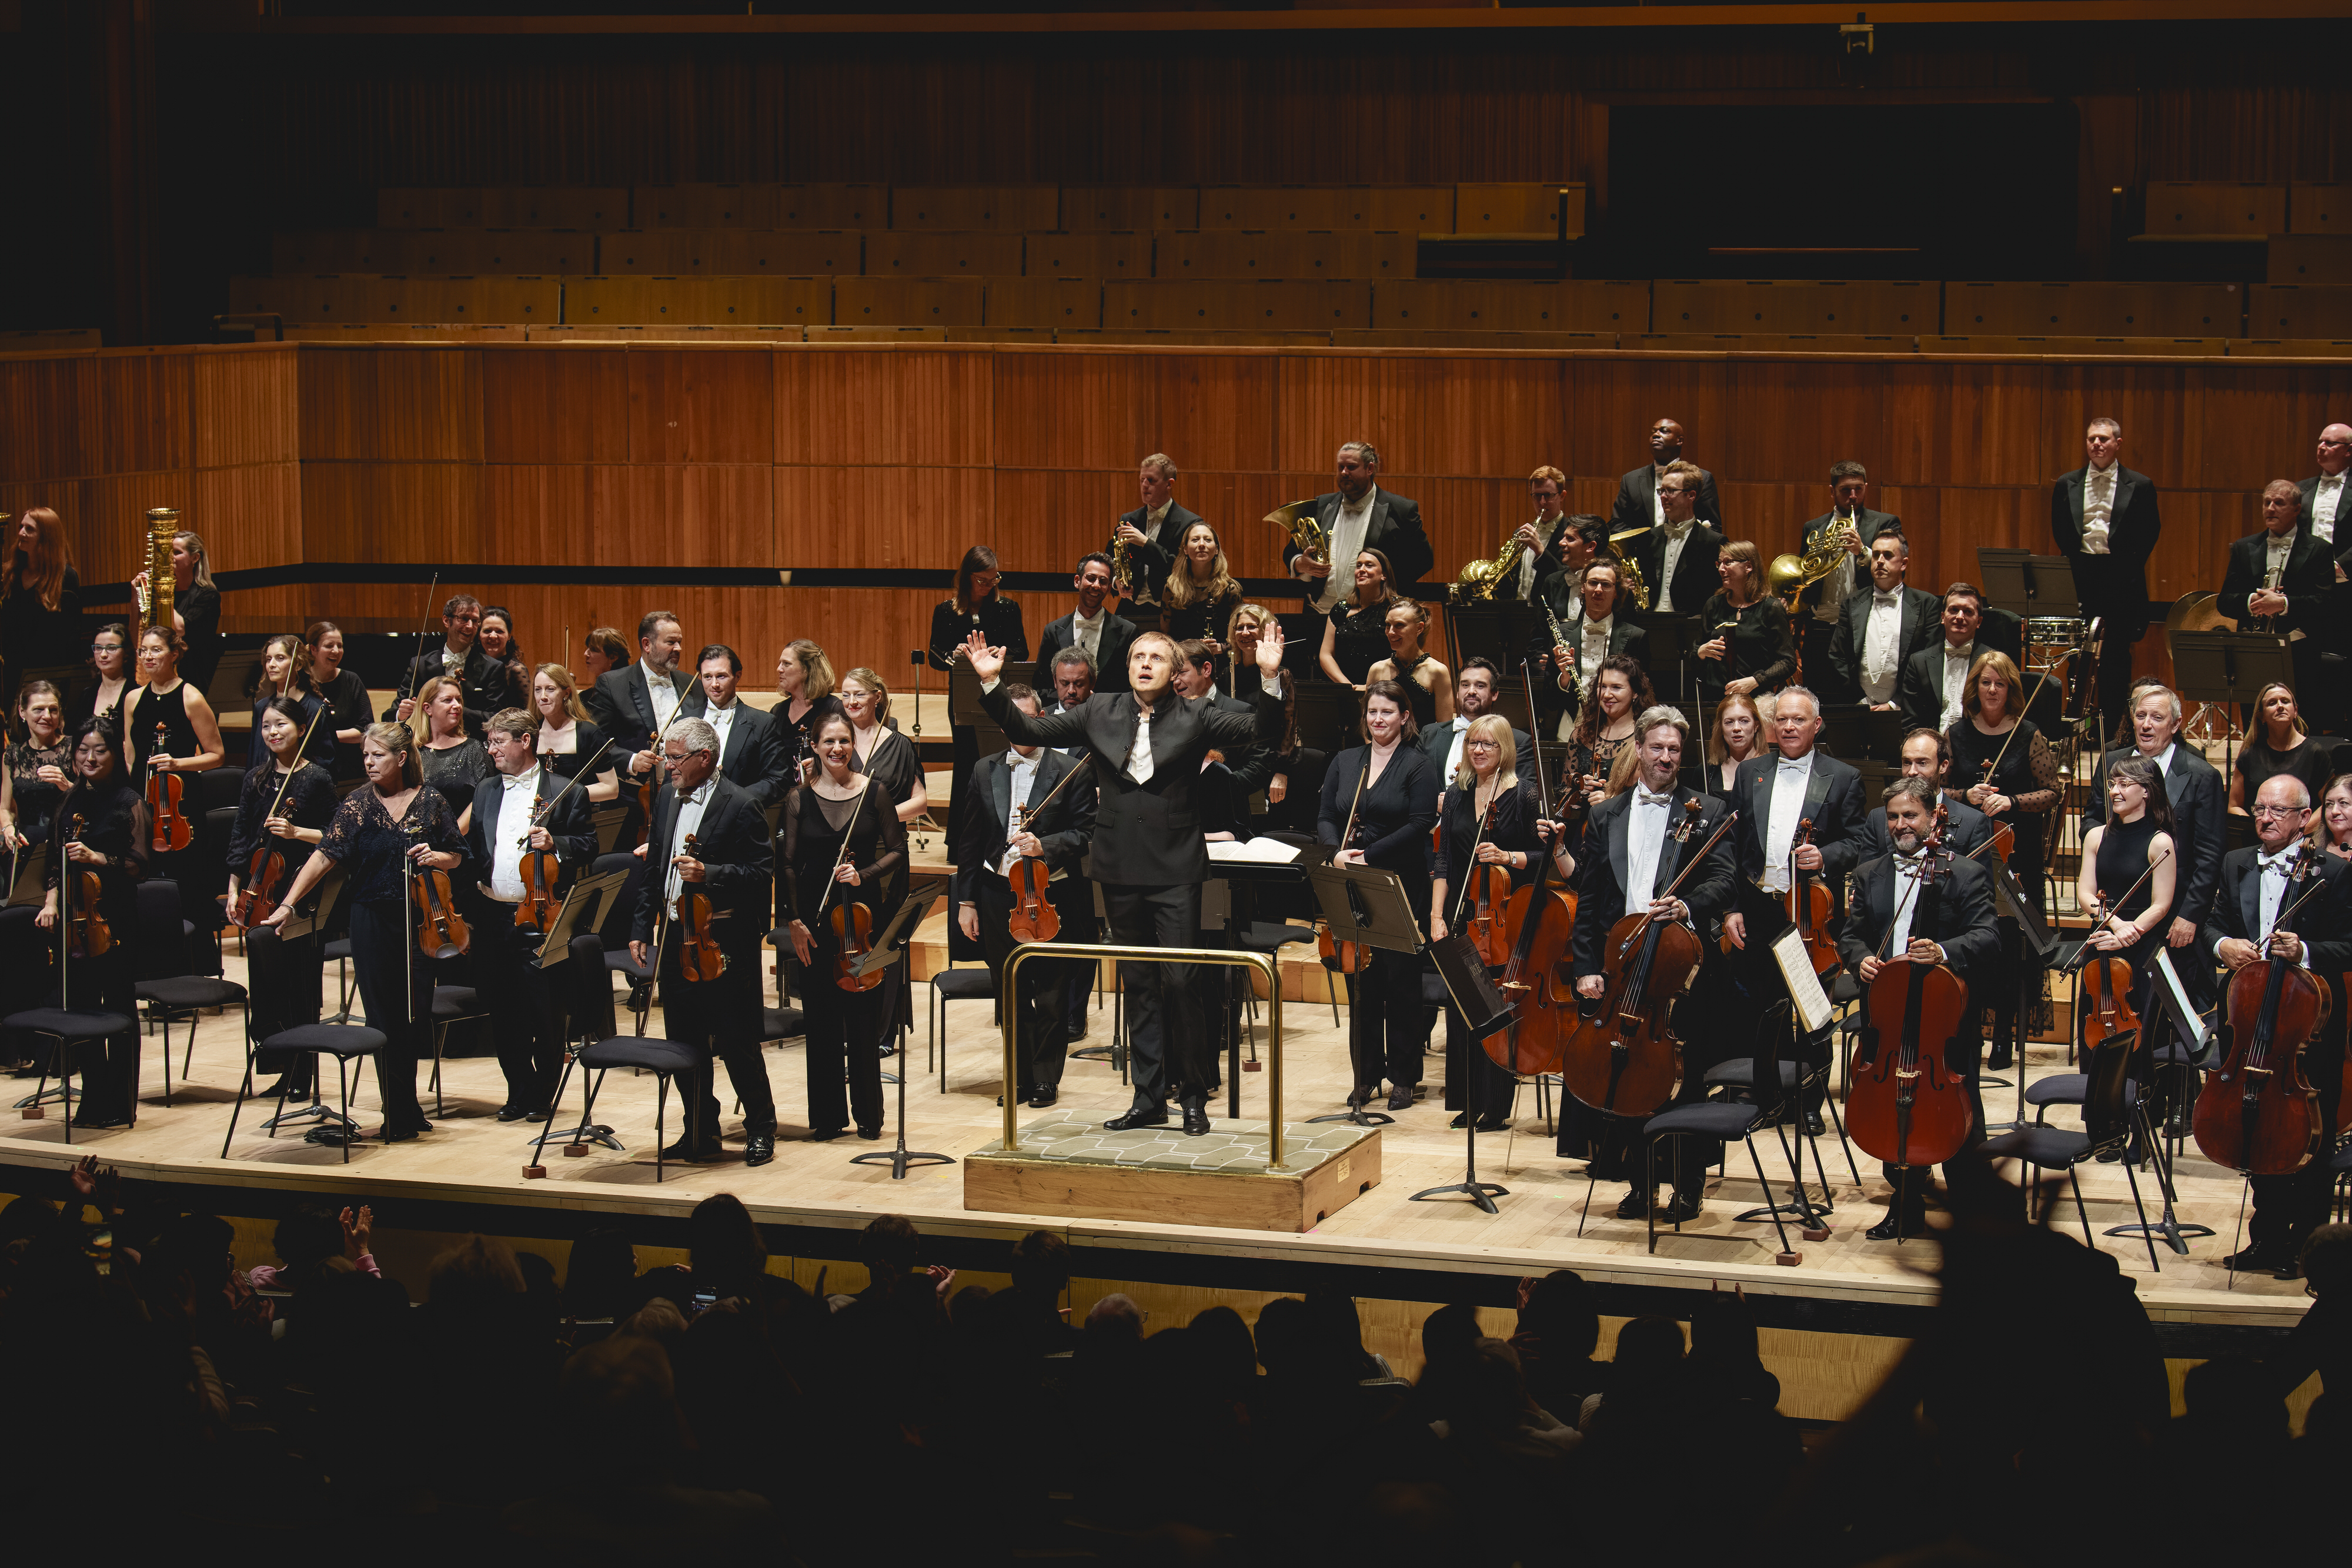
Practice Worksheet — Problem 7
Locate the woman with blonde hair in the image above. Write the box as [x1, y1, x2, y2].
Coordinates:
[1164, 521, 1245, 686]
[774, 638, 845, 785]
[837, 666, 928, 825]
[413, 673, 490, 830]
[532, 661, 619, 803]
[1429, 713, 1552, 1132]
[2230, 681, 2333, 814]
[129, 529, 223, 694]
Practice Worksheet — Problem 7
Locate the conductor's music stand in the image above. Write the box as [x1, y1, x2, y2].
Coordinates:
[1301, 861, 1424, 1128]
[1412, 933, 1517, 1213]
[2170, 630, 2293, 785]
[850, 894, 953, 1179]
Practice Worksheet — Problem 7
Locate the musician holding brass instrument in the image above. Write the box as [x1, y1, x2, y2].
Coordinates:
[2219, 479, 2334, 731]
[1286, 442, 1434, 614]
[1112, 453, 1201, 606]
[1782, 462, 1903, 688]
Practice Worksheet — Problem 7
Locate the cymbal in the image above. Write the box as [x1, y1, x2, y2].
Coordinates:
[2165, 590, 2232, 635]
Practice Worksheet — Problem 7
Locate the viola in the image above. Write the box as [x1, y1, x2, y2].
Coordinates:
[1788, 817, 1839, 978]
[514, 794, 562, 935]
[1461, 798, 1514, 967]
[64, 816, 113, 961]
[1007, 803, 1061, 944]
[1485, 783, 1582, 1078]
[677, 832, 730, 982]
[405, 823, 470, 959]
[2195, 849, 2328, 1176]
[1846, 821, 1976, 1174]
[146, 722, 193, 853]
[1556, 800, 1733, 1117]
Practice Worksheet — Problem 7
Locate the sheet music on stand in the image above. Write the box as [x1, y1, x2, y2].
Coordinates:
[524, 869, 632, 971]
[7, 843, 48, 908]
[2150, 948, 2217, 1062]
[1769, 927, 1836, 1034]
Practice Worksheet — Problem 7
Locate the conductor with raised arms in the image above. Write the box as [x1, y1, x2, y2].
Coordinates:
[963, 623, 1290, 1136]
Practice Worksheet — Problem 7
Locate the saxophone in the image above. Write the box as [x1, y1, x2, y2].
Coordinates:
[1450, 529, 1524, 604]
[137, 507, 179, 643]
[1107, 519, 1134, 597]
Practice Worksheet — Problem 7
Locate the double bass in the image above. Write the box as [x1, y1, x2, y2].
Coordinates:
[2194, 848, 2329, 1175]
[1556, 801, 1738, 1118]
[1846, 814, 1976, 1179]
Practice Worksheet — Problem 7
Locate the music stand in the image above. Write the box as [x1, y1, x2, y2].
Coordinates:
[1301, 861, 1423, 1128]
[1291, 681, 1360, 755]
[1447, 603, 1552, 678]
[2101, 948, 2216, 1256]
[1819, 706, 1906, 765]
[1412, 932, 1517, 1213]
[2170, 630, 2293, 784]
[850, 894, 953, 1178]
[523, 870, 631, 972]
[1975, 849, 2056, 1134]
[1639, 614, 1703, 715]
[589, 803, 629, 855]
[1976, 548, 2083, 620]
[948, 668, 1007, 758]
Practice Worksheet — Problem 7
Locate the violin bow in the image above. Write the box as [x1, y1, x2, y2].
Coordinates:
[1626, 807, 1738, 941]
[1982, 652, 2067, 780]
[265, 706, 329, 824]
[517, 737, 614, 848]
[1338, 750, 1372, 854]
[1450, 793, 1503, 928]
[811, 776, 870, 922]
[403, 571, 442, 718]
[2069, 845, 2176, 974]
[1876, 813, 1949, 959]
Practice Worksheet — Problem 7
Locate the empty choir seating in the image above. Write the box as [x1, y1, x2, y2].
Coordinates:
[1104, 280, 1372, 330]
[377, 188, 628, 229]
[888, 186, 1058, 231]
[1341, 186, 1455, 232]
[567, 276, 828, 326]
[0, 327, 103, 352]
[984, 279, 1103, 331]
[281, 324, 528, 343]
[2293, 185, 2349, 233]
[598, 230, 860, 275]
[1651, 280, 1935, 334]
[1371, 280, 1647, 332]
[866, 232, 1026, 275]
[2267, 236, 2352, 285]
[1944, 281, 2244, 336]
[2248, 286, 2352, 339]
[273, 230, 592, 274]
[2231, 337, 2352, 357]
[1023, 232, 1151, 278]
[533, 324, 804, 343]
[1057, 186, 1200, 232]
[833, 277, 987, 326]
[226, 275, 560, 323]
[1196, 187, 1341, 231]
[2140, 181, 2286, 236]
[1920, 336, 2227, 357]
[1454, 183, 1583, 237]
[1155, 232, 1415, 280]
[1331, 329, 1615, 350]
[774, 185, 888, 229]
[632, 185, 779, 229]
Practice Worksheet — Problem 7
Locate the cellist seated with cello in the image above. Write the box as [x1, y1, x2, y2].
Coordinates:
[1836, 777, 2000, 1240]
[1544, 705, 1737, 1222]
[954, 683, 1098, 1111]
[2203, 775, 2352, 1279]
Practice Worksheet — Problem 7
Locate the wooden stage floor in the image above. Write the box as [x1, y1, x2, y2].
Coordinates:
[0, 938, 2313, 1344]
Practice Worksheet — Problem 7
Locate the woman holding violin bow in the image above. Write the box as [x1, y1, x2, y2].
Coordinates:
[121, 624, 225, 951]
[954, 683, 1097, 1110]
[464, 707, 599, 1124]
[1428, 714, 1550, 1132]
[224, 697, 338, 1101]
[782, 711, 908, 1145]
[263, 722, 465, 1143]
[32, 719, 149, 1128]
[629, 717, 778, 1165]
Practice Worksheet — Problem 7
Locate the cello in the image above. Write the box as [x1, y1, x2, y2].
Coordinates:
[1845, 813, 1977, 1183]
[1556, 801, 1738, 1118]
[1488, 713, 1579, 1077]
[2194, 848, 2330, 1175]
[146, 721, 193, 853]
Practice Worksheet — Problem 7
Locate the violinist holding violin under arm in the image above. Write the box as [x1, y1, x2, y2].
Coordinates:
[630, 717, 775, 1166]
[780, 711, 907, 1145]
[2202, 775, 2352, 1277]
[1836, 777, 2000, 1240]
[225, 697, 337, 1102]
[35, 718, 151, 1129]
[466, 707, 596, 1124]
[954, 684, 1097, 1109]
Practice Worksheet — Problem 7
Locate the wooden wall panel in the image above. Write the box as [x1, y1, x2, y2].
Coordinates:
[990, 352, 1277, 476]
[1718, 362, 1892, 490]
[773, 349, 993, 469]
[626, 350, 777, 464]
[192, 463, 305, 581]
[590, 464, 770, 564]
[191, 347, 302, 472]
[1562, 357, 1732, 485]
[297, 347, 485, 462]
[1882, 363, 2052, 489]
[96, 353, 193, 479]
[480, 349, 630, 464]
[300, 461, 477, 563]
[773, 464, 984, 571]
[0, 357, 104, 484]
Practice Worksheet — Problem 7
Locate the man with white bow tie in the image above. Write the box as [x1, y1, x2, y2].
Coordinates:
[2204, 775, 2352, 1278]
[1548, 705, 1737, 1222]
[1826, 530, 1942, 711]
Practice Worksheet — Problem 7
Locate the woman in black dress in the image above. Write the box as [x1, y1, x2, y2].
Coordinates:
[252, 633, 333, 770]
[2318, 773, 2352, 863]
[780, 712, 908, 1141]
[303, 620, 373, 783]
[2, 681, 72, 1024]
[130, 529, 223, 697]
[2231, 682, 2336, 815]
[1566, 656, 1652, 817]
[530, 663, 620, 804]
[264, 721, 466, 1141]
[838, 666, 928, 827]
[475, 605, 528, 716]
[2, 507, 78, 706]
[121, 626, 226, 942]
[1428, 714, 1549, 1130]
[65, 622, 132, 734]
[1162, 521, 1245, 690]
[34, 718, 149, 1126]
[1365, 599, 1454, 733]
[1318, 548, 1401, 689]
[1693, 541, 1795, 712]
[1319, 680, 1438, 1111]
[927, 546, 1027, 849]
[224, 697, 339, 1100]
[1703, 692, 1767, 802]
[1949, 650, 2062, 1070]
[2079, 754, 2180, 1029]
[771, 637, 846, 790]
[413, 675, 490, 831]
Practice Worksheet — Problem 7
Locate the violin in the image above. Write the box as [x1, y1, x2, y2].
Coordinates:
[1556, 800, 1735, 1118]
[818, 784, 886, 993]
[1005, 807, 1061, 944]
[1318, 755, 1374, 975]
[405, 821, 470, 959]
[676, 831, 730, 982]
[514, 738, 610, 936]
[232, 708, 326, 928]
[146, 722, 193, 853]
[1846, 814, 1976, 1175]
[1788, 817, 1839, 978]
[64, 815, 113, 961]
[1460, 797, 1513, 967]
[2076, 895, 2140, 1057]
[2195, 849, 2328, 1176]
